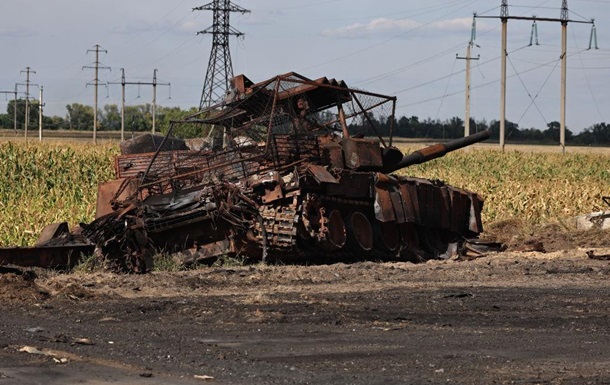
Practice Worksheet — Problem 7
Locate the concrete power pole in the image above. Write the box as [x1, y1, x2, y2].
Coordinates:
[20, 67, 36, 141]
[38, 86, 44, 141]
[121, 69, 126, 141]
[83, 45, 110, 144]
[500, 1, 508, 152]
[560, 0, 568, 154]
[13, 84, 17, 135]
[457, 15, 480, 137]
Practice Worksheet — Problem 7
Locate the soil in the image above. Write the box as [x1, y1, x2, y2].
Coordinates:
[1, 226, 610, 384]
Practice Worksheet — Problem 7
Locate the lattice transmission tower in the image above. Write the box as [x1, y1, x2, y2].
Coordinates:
[194, 1, 250, 110]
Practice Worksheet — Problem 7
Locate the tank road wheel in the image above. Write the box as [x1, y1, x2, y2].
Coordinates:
[418, 228, 459, 260]
[345, 211, 374, 252]
[399, 223, 419, 250]
[302, 197, 323, 240]
[320, 209, 347, 251]
[374, 221, 400, 253]
[302, 196, 346, 251]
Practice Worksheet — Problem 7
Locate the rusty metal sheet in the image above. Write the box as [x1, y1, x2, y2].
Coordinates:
[415, 180, 435, 228]
[342, 138, 383, 170]
[35, 222, 69, 246]
[326, 171, 373, 198]
[438, 186, 451, 230]
[319, 135, 344, 168]
[400, 181, 420, 223]
[448, 187, 468, 234]
[0, 245, 94, 269]
[271, 134, 321, 164]
[96, 178, 138, 219]
[262, 183, 284, 204]
[398, 183, 416, 223]
[389, 189, 407, 224]
[115, 152, 172, 179]
[469, 192, 484, 234]
[374, 186, 395, 222]
[307, 164, 339, 184]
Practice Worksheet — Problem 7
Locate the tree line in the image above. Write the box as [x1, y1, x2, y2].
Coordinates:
[351, 115, 610, 146]
[0, 100, 198, 134]
[2, 100, 610, 145]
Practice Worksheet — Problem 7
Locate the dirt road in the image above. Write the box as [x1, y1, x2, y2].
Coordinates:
[1, 249, 609, 384]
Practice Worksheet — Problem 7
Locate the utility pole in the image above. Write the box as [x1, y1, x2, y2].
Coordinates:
[152, 69, 158, 135]
[109, 69, 170, 140]
[121, 69, 126, 141]
[476, 1, 595, 153]
[83, 45, 110, 144]
[457, 14, 480, 137]
[20, 67, 37, 141]
[500, 1, 508, 151]
[0, 85, 18, 134]
[38, 86, 44, 141]
[195, 0, 250, 109]
[560, 0, 568, 154]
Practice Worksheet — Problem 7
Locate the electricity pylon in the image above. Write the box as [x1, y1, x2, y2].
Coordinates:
[194, 1, 250, 110]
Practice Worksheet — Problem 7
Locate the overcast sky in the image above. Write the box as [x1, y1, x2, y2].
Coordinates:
[1, 0, 609, 132]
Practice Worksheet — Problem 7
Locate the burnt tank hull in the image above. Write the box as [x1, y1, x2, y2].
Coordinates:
[83, 72, 489, 272]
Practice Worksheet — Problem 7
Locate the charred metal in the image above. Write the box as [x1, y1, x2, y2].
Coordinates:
[0, 72, 490, 272]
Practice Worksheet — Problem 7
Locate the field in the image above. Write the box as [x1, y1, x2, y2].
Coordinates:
[1, 140, 610, 385]
[0, 141, 117, 246]
[0, 139, 608, 247]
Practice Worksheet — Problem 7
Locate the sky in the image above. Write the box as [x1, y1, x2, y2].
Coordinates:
[1, 0, 609, 133]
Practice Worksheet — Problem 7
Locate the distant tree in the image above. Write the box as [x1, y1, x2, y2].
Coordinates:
[124, 104, 151, 133]
[445, 116, 464, 138]
[574, 122, 610, 145]
[489, 119, 520, 141]
[158, 106, 213, 138]
[394, 116, 413, 137]
[518, 127, 544, 142]
[542, 121, 573, 143]
[66, 103, 94, 130]
[45, 115, 67, 130]
[0, 113, 11, 129]
[100, 104, 121, 131]
[5, 99, 41, 130]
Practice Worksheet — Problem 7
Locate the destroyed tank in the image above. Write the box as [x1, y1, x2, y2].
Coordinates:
[84, 72, 490, 272]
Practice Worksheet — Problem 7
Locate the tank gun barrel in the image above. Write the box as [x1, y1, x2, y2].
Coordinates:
[389, 129, 490, 172]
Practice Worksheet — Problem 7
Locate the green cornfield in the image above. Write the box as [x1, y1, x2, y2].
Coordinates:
[0, 141, 609, 247]
[396, 147, 610, 226]
[0, 141, 117, 247]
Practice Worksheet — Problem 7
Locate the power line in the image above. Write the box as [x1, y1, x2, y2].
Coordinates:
[571, 23, 605, 122]
[397, 48, 589, 109]
[109, 69, 171, 140]
[476, 0, 596, 153]
[507, 52, 554, 125]
[351, 0, 549, 89]
[299, 0, 485, 72]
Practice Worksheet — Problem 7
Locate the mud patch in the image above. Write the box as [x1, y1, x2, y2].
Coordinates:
[485, 219, 610, 253]
[0, 273, 48, 304]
